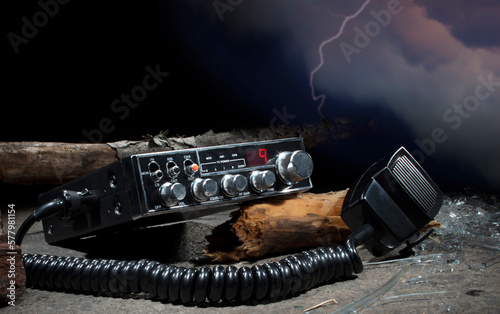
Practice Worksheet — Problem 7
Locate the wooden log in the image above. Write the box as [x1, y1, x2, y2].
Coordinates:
[204, 190, 350, 262]
[0, 119, 379, 185]
[204, 190, 442, 262]
[0, 142, 118, 185]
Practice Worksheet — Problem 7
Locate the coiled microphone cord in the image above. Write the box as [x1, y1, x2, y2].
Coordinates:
[17, 193, 369, 305]
[22, 239, 362, 304]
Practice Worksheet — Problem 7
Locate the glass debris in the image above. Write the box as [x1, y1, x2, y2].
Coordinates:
[435, 195, 500, 250]
[364, 253, 459, 273]
[406, 275, 428, 285]
[332, 267, 407, 313]
[403, 194, 500, 272]
[375, 290, 459, 305]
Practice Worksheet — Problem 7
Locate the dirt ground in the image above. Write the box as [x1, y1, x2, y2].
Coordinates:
[1, 185, 499, 313]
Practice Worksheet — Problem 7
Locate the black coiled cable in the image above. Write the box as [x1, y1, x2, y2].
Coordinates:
[22, 237, 363, 304]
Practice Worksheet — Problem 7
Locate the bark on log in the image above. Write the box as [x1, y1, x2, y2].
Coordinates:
[0, 142, 118, 185]
[0, 120, 379, 185]
[204, 190, 350, 262]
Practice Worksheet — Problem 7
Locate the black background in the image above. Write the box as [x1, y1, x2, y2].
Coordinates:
[3, 1, 267, 143]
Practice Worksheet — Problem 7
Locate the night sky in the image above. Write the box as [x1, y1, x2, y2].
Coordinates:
[3, 1, 500, 191]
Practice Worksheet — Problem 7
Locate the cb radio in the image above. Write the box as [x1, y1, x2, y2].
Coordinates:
[38, 138, 313, 244]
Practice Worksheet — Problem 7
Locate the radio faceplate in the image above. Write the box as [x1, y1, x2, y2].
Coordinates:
[40, 138, 313, 244]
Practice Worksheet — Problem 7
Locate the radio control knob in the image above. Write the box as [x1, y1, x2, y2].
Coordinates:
[222, 174, 247, 197]
[159, 182, 186, 206]
[250, 170, 276, 192]
[276, 151, 313, 184]
[191, 178, 218, 202]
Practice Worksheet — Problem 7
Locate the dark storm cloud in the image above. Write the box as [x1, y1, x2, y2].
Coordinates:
[180, 0, 500, 188]
[415, 0, 500, 49]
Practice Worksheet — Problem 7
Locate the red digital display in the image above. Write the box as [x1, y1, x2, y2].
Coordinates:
[246, 148, 268, 166]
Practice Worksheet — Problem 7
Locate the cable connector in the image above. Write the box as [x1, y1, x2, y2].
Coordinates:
[15, 189, 99, 246]
[57, 188, 99, 220]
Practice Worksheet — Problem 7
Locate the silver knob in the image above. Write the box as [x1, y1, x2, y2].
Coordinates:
[167, 162, 180, 177]
[159, 182, 186, 206]
[191, 178, 218, 202]
[222, 174, 247, 197]
[250, 170, 276, 192]
[276, 150, 313, 184]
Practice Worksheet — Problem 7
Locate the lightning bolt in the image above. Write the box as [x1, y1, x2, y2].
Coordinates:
[309, 0, 372, 119]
